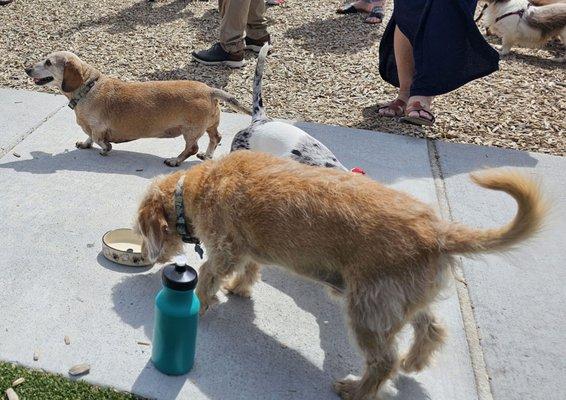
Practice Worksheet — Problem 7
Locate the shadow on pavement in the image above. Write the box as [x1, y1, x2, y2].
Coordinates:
[115, 266, 432, 399]
[97, 252, 154, 274]
[295, 121, 539, 183]
[0, 149, 200, 177]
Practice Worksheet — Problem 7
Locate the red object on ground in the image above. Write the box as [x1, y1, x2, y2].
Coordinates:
[351, 167, 366, 175]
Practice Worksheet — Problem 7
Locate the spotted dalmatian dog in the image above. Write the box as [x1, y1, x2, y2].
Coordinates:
[231, 45, 364, 174]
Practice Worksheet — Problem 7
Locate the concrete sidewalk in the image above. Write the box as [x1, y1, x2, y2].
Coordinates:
[0, 89, 564, 400]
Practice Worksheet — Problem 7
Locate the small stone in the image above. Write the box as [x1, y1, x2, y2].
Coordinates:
[33, 351, 39, 361]
[68, 363, 90, 376]
[64, 335, 70, 345]
[11, 377, 25, 387]
[12, 152, 20, 158]
[5, 388, 19, 400]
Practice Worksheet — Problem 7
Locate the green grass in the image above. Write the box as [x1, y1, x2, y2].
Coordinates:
[0, 362, 142, 400]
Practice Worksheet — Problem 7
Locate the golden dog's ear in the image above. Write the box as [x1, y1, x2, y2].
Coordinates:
[62, 59, 83, 92]
[137, 201, 169, 263]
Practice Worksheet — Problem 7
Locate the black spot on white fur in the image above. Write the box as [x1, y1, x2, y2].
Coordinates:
[231, 127, 253, 151]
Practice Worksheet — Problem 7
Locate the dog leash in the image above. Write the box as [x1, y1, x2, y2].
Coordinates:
[475, 3, 528, 24]
[495, 8, 526, 23]
[475, 3, 488, 23]
[175, 176, 204, 259]
[68, 77, 99, 110]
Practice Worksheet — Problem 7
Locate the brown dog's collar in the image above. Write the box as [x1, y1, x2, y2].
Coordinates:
[68, 77, 99, 110]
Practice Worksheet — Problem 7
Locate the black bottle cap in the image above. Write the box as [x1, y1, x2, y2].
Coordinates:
[162, 261, 198, 291]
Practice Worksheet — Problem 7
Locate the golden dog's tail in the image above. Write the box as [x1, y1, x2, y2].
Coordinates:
[211, 89, 252, 116]
[442, 170, 547, 255]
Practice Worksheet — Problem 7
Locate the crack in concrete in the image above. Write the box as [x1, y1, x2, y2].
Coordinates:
[0, 103, 66, 159]
[426, 139, 494, 400]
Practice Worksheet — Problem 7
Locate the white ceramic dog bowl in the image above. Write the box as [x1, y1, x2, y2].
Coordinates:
[102, 228, 152, 267]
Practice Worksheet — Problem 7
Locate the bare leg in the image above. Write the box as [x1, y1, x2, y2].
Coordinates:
[401, 308, 446, 373]
[223, 261, 261, 298]
[197, 125, 222, 160]
[75, 137, 93, 149]
[164, 141, 199, 167]
[378, 26, 413, 117]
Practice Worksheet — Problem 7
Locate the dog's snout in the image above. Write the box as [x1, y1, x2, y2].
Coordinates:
[24, 66, 33, 76]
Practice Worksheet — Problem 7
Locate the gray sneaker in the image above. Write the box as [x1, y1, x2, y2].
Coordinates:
[191, 43, 245, 68]
[245, 35, 271, 53]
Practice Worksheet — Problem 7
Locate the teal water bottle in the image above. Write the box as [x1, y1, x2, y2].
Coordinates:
[151, 260, 200, 375]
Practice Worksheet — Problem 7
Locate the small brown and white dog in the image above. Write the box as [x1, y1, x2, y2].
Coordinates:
[479, 0, 566, 60]
[134, 151, 546, 400]
[25, 51, 250, 166]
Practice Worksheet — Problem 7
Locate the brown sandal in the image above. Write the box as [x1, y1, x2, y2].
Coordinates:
[399, 101, 435, 126]
[377, 98, 406, 118]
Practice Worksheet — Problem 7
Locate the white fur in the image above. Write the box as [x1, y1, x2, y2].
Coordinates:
[481, 0, 566, 59]
[248, 121, 311, 157]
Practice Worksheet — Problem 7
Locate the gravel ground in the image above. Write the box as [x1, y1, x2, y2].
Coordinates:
[1, 0, 564, 155]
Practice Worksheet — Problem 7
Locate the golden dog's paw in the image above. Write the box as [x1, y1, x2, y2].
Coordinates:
[199, 294, 219, 316]
[222, 281, 252, 298]
[164, 158, 181, 167]
[196, 152, 211, 161]
[333, 379, 360, 400]
[400, 355, 424, 373]
[75, 141, 91, 149]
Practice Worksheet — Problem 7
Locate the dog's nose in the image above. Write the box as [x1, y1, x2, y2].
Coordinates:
[24, 67, 32, 76]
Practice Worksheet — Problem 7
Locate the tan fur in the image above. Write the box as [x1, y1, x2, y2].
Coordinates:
[25, 51, 249, 166]
[135, 151, 546, 400]
[441, 169, 547, 254]
[481, 0, 566, 59]
[61, 58, 84, 93]
[529, 0, 566, 6]
[525, 3, 566, 34]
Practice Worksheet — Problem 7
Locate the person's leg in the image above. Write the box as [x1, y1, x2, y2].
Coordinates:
[192, 0, 248, 67]
[219, 0, 253, 53]
[392, 26, 435, 123]
[246, 0, 268, 41]
[378, 26, 413, 117]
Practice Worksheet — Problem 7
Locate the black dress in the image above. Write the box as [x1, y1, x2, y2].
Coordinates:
[379, 0, 499, 97]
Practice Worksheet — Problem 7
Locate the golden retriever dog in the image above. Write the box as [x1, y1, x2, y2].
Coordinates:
[25, 51, 250, 166]
[135, 151, 545, 400]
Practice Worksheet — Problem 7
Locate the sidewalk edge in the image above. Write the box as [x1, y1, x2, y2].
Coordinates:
[426, 138, 494, 400]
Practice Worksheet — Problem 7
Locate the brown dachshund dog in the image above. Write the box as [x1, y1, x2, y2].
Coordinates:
[25, 51, 250, 166]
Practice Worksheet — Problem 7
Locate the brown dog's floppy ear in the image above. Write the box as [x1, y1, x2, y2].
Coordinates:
[137, 201, 169, 263]
[62, 59, 83, 93]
